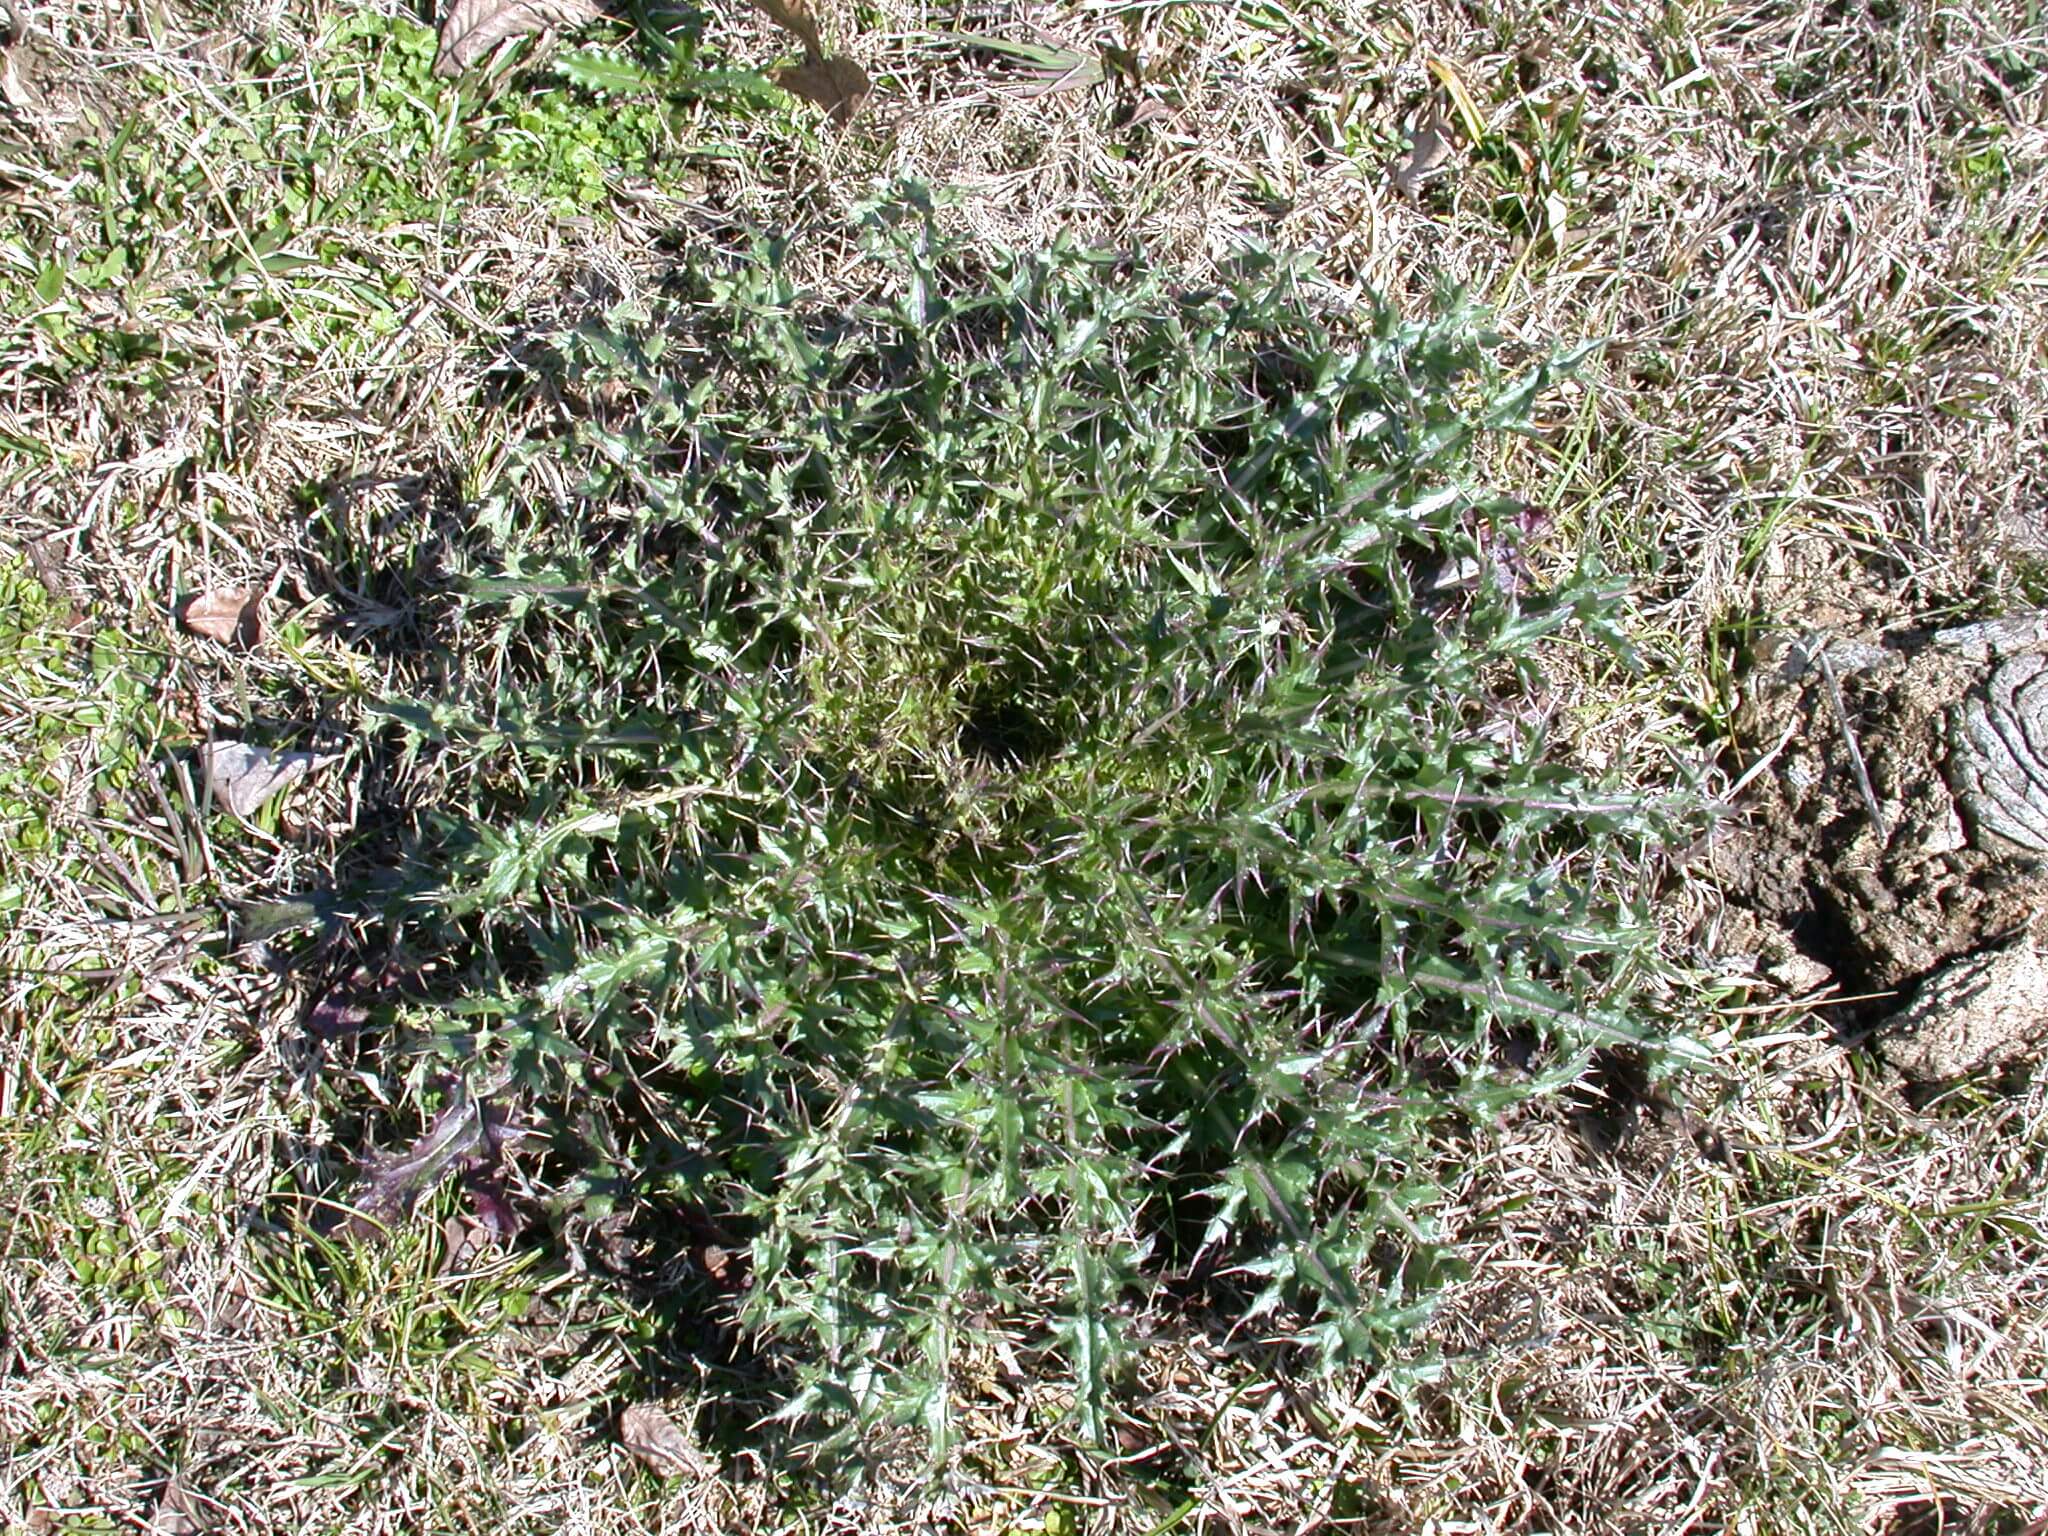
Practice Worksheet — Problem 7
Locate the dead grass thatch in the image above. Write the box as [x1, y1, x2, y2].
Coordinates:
[3, 0, 2046, 1527]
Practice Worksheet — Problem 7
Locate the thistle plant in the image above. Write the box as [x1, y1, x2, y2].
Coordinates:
[380, 200, 1688, 1445]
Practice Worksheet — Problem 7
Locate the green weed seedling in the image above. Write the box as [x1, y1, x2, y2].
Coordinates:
[1, 5, 756, 409]
[375, 198, 1700, 1453]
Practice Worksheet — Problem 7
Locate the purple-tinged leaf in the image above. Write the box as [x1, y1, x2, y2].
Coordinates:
[306, 961, 407, 1041]
[346, 1094, 530, 1243]
[308, 989, 373, 1041]
[461, 1161, 522, 1241]
[353, 1099, 482, 1230]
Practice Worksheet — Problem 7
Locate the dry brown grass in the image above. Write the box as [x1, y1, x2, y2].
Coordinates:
[3, 0, 2046, 1527]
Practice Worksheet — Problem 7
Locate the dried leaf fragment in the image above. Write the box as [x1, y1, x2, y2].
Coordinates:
[1389, 117, 1454, 198]
[775, 53, 870, 123]
[177, 587, 261, 646]
[199, 741, 342, 819]
[620, 1403, 714, 1480]
[436, 0, 602, 76]
[1425, 55, 1487, 142]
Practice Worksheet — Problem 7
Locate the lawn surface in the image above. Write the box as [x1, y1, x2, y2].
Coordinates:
[2, 0, 2046, 1530]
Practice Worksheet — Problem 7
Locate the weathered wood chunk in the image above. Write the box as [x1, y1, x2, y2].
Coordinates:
[1949, 650, 2048, 858]
[1877, 936, 2048, 1082]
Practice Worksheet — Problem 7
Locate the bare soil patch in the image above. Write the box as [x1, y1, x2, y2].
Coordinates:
[1725, 626, 2047, 986]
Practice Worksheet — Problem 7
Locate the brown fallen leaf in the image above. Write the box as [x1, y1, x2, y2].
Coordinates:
[1389, 116, 1454, 199]
[199, 740, 342, 820]
[177, 587, 262, 647]
[776, 53, 870, 123]
[0, 34, 45, 117]
[24, 537, 89, 634]
[750, 0, 823, 56]
[439, 1212, 494, 1276]
[1121, 95, 1174, 130]
[207, 1261, 264, 1335]
[150, 1478, 209, 1536]
[619, 1403, 715, 1480]
[435, 0, 602, 77]
[749, 0, 867, 122]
